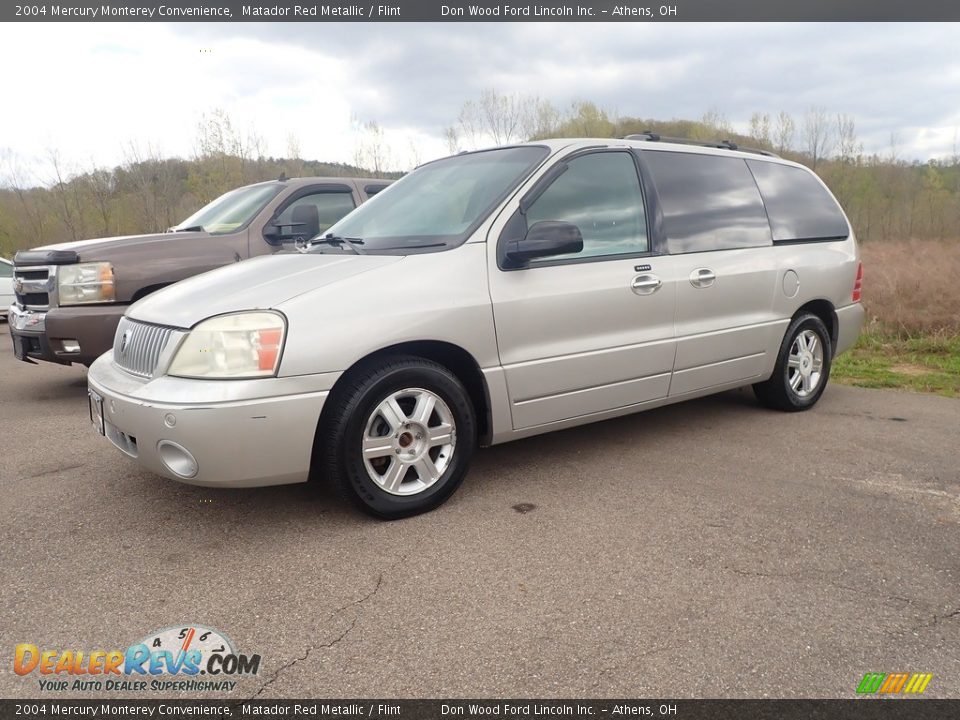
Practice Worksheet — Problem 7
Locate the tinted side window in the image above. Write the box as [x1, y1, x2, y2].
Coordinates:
[365, 183, 390, 196]
[644, 151, 771, 253]
[275, 192, 356, 237]
[747, 160, 849, 242]
[526, 152, 648, 261]
[0, 262, 11, 279]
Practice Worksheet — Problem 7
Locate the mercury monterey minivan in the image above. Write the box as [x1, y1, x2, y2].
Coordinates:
[88, 137, 864, 518]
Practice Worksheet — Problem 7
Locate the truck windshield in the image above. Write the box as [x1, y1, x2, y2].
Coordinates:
[172, 183, 283, 235]
[311, 146, 549, 254]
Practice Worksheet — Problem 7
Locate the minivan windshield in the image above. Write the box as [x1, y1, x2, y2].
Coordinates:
[311, 146, 549, 254]
[171, 183, 283, 235]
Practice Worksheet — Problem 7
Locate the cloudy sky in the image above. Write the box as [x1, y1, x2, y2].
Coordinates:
[1, 21, 958, 182]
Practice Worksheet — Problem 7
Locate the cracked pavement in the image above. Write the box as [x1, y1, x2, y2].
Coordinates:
[1, 329, 958, 698]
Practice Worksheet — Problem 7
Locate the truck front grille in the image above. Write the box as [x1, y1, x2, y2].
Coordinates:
[13, 266, 54, 310]
[113, 317, 174, 378]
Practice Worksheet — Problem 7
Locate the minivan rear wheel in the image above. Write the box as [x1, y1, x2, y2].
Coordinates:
[753, 313, 833, 412]
[316, 356, 477, 519]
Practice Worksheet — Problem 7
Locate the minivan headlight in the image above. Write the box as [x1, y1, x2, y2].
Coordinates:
[58, 262, 115, 305]
[168, 312, 286, 379]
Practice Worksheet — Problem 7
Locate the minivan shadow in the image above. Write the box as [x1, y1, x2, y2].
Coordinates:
[120, 387, 762, 530]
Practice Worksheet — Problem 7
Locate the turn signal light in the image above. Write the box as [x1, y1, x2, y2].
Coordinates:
[255, 328, 283, 371]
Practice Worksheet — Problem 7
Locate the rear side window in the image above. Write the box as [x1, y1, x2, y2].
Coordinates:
[0, 261, 11, 278]
[747, 160, 849, 242]
[644, 151, 771, 253]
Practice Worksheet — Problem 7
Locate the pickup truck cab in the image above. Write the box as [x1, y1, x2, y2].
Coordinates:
[8, 176, 389, 366]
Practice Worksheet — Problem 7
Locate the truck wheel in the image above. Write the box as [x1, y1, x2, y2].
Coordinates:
[754, 313, 833, 412]
[317, 356, 477, 519]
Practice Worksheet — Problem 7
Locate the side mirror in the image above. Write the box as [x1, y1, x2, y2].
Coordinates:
[263, 222, 282, 243]
[290, 204, 321, 241]
[505, 221, 583, 265]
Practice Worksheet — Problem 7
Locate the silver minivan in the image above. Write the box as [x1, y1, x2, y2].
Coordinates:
[88, 137, 864, 518]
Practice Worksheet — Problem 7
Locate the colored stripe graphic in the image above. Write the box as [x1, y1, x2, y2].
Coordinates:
[857, 672, 932, 694]
[856, 673, 886, 694]
[881, 673, 909, 693]
[905, 673, 933, 694]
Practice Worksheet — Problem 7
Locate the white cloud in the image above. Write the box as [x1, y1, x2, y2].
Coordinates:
[1, 21, 958, 184]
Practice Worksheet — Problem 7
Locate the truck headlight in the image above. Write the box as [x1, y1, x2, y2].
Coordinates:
[58, 262, 116, 305]
[167, 312, 286, 379]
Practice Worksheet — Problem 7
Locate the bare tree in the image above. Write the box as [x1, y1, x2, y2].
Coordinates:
[774, 111, 795, 155]
[1, 149, 47, 243]
[47, 149, 84, 241]
[520, 97, 561, 140]
[285, 132, 305, 178]
[835, 113, 861, 164]
[699, 108, 732, 138]
[353, 120, 391, 177]
[84, 163, 117, 236]
[442, 126, 460, 155]
[802, 106, 834, 169]
[124, 142, 181, 232]
[455, 89, 542, 148]
[748, 112, 772, 148]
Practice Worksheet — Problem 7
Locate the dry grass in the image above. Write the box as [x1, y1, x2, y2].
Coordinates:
[859, 239, 960, 337]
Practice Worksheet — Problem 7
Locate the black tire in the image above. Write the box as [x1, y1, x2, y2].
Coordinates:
[753, 313, 833, 412]
[315, 355, 477, 519]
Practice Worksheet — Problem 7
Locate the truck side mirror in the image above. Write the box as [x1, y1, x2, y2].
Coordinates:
[290, 205, 320, 241]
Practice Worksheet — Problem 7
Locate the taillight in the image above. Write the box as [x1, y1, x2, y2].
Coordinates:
[852, 262, 863, 302]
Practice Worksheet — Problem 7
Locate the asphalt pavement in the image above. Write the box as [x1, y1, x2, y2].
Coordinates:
[1, 326, 958, 699]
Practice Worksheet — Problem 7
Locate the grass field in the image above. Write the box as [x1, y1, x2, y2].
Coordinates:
[830, 239, 960, 397]
[832, 332, 960, 398]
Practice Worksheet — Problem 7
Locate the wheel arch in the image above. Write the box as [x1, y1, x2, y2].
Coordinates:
[794, 299, 838, 355]
[317, 340, 493, 449]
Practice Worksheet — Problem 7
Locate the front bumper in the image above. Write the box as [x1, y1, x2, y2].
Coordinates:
[87, 353, 335, 488]
[9, 304, 127, 366]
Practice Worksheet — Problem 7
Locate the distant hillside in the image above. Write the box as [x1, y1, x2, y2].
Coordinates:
[3, 105, 959, 256]
[0, 152, 402, 257]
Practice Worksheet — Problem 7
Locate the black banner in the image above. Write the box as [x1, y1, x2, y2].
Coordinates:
[4, 0, 960, 22]
[1, 700, 957, 719]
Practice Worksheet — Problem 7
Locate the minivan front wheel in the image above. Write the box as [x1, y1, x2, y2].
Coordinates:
[754, 313, 833, 412]
[317, 356, 477, 519]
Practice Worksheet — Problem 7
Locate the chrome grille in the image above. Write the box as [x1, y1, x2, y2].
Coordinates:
[13, 266, 54, 310]
[113, 317, 173, 378]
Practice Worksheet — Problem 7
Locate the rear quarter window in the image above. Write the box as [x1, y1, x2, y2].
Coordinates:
[643, 151, 771, 253]
[747, 160, 849, 242]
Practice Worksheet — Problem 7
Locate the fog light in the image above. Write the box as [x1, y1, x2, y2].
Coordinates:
[157, 440, 198, 479]
[61, 340, 81, 353]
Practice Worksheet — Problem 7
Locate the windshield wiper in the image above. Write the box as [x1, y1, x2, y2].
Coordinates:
[169, 225, 205, 233]
[302, 234, 367, 255]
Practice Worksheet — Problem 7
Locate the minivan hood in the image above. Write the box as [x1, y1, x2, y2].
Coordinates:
[127, 253, 403, 329]
[15, 232, 207, 265]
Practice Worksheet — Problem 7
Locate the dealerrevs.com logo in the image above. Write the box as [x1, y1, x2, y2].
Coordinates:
[14, 624, 261, 693]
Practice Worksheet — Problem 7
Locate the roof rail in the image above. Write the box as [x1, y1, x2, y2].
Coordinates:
[623, 132, 779, 158]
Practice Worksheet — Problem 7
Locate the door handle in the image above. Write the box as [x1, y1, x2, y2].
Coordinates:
[631, 274, 662, 295]
[689, 268, 716, 288]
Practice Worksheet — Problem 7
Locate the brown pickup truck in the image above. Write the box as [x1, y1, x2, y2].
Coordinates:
[8, 176, 389, 367]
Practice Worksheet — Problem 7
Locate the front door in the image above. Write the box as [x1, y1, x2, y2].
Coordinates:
[489, 150, 678, 430]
